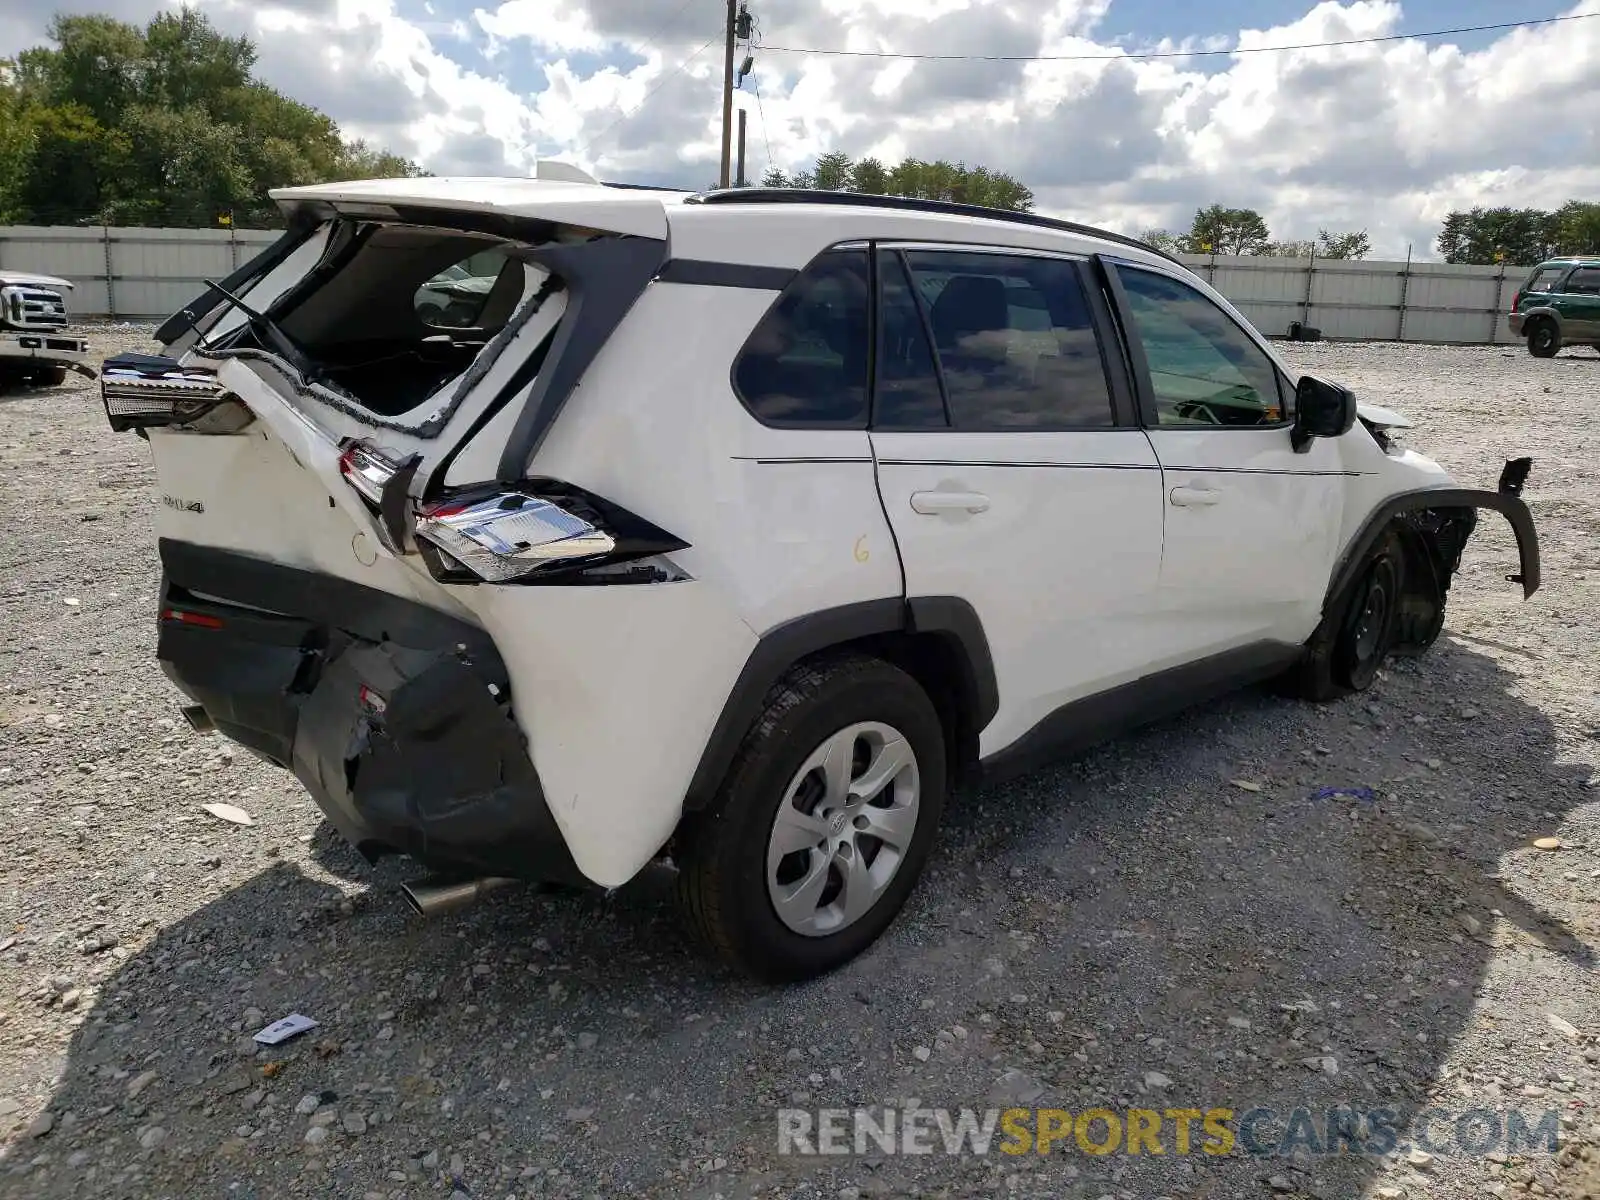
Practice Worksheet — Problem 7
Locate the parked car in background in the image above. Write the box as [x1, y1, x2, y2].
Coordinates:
[97, 171, 1541, 982]
[1508, 257, 1600, 357]
[0, 270, 93, 388]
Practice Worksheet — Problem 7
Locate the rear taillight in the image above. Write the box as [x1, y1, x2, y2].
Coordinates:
[339, 439, 400, 505]
[101, 353, 242, 433]
[414, 484, 688, 584]
[1510, 291, 1520, 314]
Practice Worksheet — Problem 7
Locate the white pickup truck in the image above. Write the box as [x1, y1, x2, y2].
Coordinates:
[0, 270, 93, 387]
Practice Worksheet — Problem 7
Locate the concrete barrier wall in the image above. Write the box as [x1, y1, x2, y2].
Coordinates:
[0, 225, 1524, 343]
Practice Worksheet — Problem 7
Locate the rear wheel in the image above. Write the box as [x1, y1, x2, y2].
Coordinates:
[1527, 320, 1560, 358]
[675, 654, 947, 982]
[1286, 532, 1405, 702]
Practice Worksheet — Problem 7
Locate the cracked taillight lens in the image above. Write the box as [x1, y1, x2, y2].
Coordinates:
[414, 483, 689, 584]
[338, 439, 400, 505]
[415, 491, 616, 582]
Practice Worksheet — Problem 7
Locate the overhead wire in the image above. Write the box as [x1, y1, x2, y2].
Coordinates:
[578, 29, 723, 158]
[756, 12, 1599, 62]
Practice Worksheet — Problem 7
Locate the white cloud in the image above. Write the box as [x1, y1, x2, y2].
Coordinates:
[3, 0, 1599, 255]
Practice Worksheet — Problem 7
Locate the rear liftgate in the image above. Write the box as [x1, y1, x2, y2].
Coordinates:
[103, 190, 693, 898]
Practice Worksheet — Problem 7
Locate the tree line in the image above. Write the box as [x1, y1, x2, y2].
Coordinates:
[755, 152, 1035, 213]
[1139, 206, 1372, 259]
[0, 8, 423, 228]
[1435, 203, 1600, 265]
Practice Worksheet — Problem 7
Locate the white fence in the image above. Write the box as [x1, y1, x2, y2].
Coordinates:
[0, 224, 1524, 343]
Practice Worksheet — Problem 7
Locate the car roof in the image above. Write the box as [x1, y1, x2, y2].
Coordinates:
[267, 176, 1173, 266]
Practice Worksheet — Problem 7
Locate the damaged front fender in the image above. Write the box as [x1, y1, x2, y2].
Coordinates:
[1325, 459, 1540, 654]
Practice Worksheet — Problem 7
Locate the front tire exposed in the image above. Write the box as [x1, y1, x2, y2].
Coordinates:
[675, 653, 947, 983]
[1527, 320, 1561, 358]
[1287, 532, 1405, 702]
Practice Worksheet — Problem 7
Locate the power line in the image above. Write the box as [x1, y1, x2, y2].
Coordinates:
[626, 0, 703, 65]
[751, 79, 774, 180]
[579, 30, 722, 158]
[759, 13, 1599, 63]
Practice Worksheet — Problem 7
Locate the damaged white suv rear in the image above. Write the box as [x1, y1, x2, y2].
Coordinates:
[103, 170, 1541, 982]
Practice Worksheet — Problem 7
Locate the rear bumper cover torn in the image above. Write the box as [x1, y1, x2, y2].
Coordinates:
[156, 539, 584, 883]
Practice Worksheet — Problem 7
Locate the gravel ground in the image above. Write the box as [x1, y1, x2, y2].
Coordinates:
[1, 328, 1598, 1200]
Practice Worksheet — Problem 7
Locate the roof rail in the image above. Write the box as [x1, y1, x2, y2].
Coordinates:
[684, 187, 1180, 266]
[600, 180, 695, 193]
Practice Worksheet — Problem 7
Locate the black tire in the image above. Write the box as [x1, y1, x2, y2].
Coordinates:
[32, 367, 69, 387]
[675, 653, 947, 983]
[1527, 320, 1560, 358]
[1285, 532, 1405, 702]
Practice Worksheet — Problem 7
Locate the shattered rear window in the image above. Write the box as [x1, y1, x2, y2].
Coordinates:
[208, 221, 561, 434]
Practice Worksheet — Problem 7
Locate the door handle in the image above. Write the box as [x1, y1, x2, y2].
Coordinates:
[910, 490, 990, 515]
[1169, 485, 1221, 507]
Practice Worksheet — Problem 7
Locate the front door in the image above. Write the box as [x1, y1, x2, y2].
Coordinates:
[1554, 265, 1600, 341]
[1104, 261, 1346, 657]
[867, 244, 1166, 758]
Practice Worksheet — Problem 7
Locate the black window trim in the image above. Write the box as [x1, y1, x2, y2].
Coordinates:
[869, 245, 954, 432]
[1099, 255, 1292, 433]
[728, 242, 874, 432]
[871, 241, 1132, 435]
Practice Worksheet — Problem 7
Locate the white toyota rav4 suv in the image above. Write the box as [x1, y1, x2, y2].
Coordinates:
[101, 169, 1540, 982]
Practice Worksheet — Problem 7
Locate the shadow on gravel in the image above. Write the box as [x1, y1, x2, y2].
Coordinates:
[12, 639, 1595, 1200]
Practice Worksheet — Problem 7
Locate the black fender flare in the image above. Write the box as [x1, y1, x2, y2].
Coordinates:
[1324, 481, 1540, 622]
[683, 596, 998, 810]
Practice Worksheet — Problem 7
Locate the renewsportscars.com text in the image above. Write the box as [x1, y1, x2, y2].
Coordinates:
[777, 1105, 1563, 1158]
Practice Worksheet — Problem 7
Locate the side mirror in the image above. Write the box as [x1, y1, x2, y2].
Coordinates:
[1291, 375, 1357, 453]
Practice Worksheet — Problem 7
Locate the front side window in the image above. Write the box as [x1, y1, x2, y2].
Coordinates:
[1116, 267, 1284, 428]
[733, 250, 870, 427]
[1564, 267, 1600, 295]
[900, 250, 1115, 429]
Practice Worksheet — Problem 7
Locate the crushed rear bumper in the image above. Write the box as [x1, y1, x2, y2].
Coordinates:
[156, 539, 584, 884]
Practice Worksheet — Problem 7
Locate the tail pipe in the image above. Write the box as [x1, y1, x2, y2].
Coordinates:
[400, 875, 519, 917]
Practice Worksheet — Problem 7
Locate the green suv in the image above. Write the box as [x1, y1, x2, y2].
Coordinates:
[1508, 257, 1600, 357]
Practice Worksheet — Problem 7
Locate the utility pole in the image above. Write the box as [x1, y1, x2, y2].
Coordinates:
[735, 108, 748, 188]
[718, 0, 738, 188]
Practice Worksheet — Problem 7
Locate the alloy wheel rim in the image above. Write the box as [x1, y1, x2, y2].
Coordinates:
[765, 721, 921, 937]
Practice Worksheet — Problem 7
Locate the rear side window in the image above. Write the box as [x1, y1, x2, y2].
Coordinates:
[1522, 266, 1566, 295]
[900, 250, 1115, 429]
[733, 250, 870, 427]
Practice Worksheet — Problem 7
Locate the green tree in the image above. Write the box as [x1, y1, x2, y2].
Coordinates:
[1180, 204, 1270, 255]
[1138, 228, 1181, 254]
[1552, 200, 1600, 256]
[1316, 228, 1371, 259]
[5, 6, 423, 227]
[1436, 207, 1558, 265]
[811, 151, 853, 191]
[1256, 239, 1316, 257]
[763, 154, 1034, 212]
[848, 156, 888, 195]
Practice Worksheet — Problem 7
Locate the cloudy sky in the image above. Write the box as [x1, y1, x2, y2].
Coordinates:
[4, 0, 1599, 256]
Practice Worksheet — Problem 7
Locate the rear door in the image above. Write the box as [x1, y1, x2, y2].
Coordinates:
[1103, 259, 1345, 655]
[867, 244, 1167, 758]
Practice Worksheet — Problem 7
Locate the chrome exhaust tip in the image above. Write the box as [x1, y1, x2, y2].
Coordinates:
[181, 704, 215, 733]
[400, 875, 518, 918]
